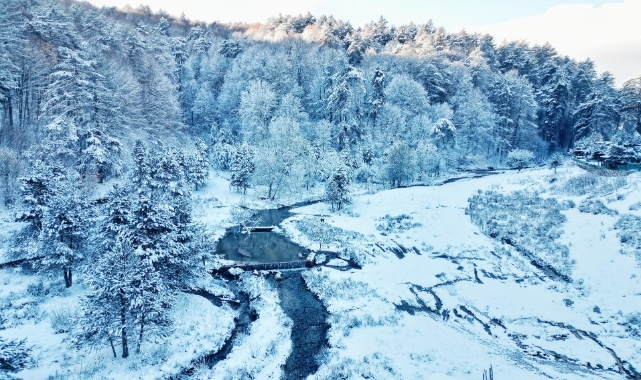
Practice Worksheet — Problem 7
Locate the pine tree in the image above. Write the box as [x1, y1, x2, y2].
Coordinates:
[368, 67, 385, 121]
[17, 162, 90, 287]
[38, 170, 90, 287]
[325, 167, 350, 211]
[0, 337, 32, 372]
[179, 139, 209, 190]
[230, 143, 254, 194]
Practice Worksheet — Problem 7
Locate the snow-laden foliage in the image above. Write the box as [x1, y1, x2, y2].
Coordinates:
[0, 337, 32, 372]
[0, 0, 637, 206]
[506, 149, 535, 170]
[295, 217, 343, 251]
[614, 214, 641, 264]
[560, 173, 628, 196]
[72, 141, 209, 358]
[578, 198, 618, 216]
[310, 352, 399, 380]
[466, 191, 572, 277]
[375, 214, 422, 235]
[325, 166, 351, 211]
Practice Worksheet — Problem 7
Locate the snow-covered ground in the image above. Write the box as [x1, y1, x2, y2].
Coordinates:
[281, 164, 641, 379]
[3, 163, 641, 379]
[0, 270, 236, 379]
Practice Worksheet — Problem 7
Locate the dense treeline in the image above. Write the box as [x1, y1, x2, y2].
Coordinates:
[1, 0, 640, 201]
[0, 0, 640, 359]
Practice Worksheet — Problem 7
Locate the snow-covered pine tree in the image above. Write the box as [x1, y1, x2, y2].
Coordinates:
[230, 143, 254, 194]
[368, 67, 385, 121]
[193, 138, 210, 189]
[16, 160, 57, 236]
[38, 169, 90, 287]
[0, 337, 31, 372]
[129, 251, 173, 354]
[17, 161, 91, 287]
[325, 166, 350, 211]
[178, 139, 210, 190]
[79, 238, 136, 358]
[211, 127, 235, 171]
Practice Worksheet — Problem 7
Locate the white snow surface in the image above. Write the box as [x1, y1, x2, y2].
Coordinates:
[0, 272, 236, 380]
[192, 273, 292, 380]
[3, 164, 641, 379]
[281, 165, 641, 379]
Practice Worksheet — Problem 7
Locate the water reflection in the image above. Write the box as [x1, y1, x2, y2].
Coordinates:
[215, 207, 308, 263]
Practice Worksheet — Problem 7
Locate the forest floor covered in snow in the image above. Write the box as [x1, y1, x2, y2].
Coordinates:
[2, 163, 641, 379]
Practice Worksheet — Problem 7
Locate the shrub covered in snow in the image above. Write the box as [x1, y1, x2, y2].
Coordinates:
[629, 202, 641, 211]
[578, 199, 618, 216]
[293, 217, 364, 252]
[375, 214, 422, 235]
[466, 190, 572, 277]
[48, 304, 78, 334]
[506, 149, 535, 170]
[561, 173, 627, 196]
[310, 352, 399, 380]
[0, 337, 32, 372]
[614, 214, 641, 264]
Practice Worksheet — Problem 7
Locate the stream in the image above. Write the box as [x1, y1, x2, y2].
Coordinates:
[215, 207, 308, 263]
[205, 206, 330, 379]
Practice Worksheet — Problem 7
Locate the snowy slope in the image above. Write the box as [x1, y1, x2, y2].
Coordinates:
[282, 165, 641, 379]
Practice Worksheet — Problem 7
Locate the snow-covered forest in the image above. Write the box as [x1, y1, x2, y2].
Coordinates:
[1, 0, 641, 379]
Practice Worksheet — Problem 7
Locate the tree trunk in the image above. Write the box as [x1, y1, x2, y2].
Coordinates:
[137, 313, 145, 354]
[109, 336, 117, 358]
[120, 292, 129, 358]
[63, 268, 72, 287]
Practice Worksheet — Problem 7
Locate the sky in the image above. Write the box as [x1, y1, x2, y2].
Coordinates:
[84, 0, 640, 86]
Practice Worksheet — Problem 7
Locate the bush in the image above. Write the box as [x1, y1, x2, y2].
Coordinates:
[49, 304, 78, 334]
[26, 280, 46, 298]
[562, 173, 627, 196]
[466, 190, 572, 277]
[375, 214, 421, 235]
[578, 199, 618, 216]
[0, 337, 32, 372]
[506, 149, 535, 170]
[629, 202, 641, 211]
[614, 214, 641, 264]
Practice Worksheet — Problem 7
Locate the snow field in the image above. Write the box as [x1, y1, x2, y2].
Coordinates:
[284, 165, 640, 379]
[0, 269, 236, 379]
[195, 273, 293, 380]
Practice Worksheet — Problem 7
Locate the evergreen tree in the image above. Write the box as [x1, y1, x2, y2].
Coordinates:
[0, 337, 31, 372]
[230, 143, 254, 194]
[17, 162, 90, 287]
[38, 170, 90, 287]
[325, 167, 350, 211]
[180, 139, 209, 190]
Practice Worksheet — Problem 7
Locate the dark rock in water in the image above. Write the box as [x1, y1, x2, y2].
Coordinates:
[238, 247, 252, 257]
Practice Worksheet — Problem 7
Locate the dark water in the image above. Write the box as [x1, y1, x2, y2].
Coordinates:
[275, 271, 329, 380]
[215, 208, 309, 263]
[206, 206, 329, 380]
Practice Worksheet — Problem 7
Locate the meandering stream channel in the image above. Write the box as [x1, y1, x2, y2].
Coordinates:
[202, 206, 329, 379]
